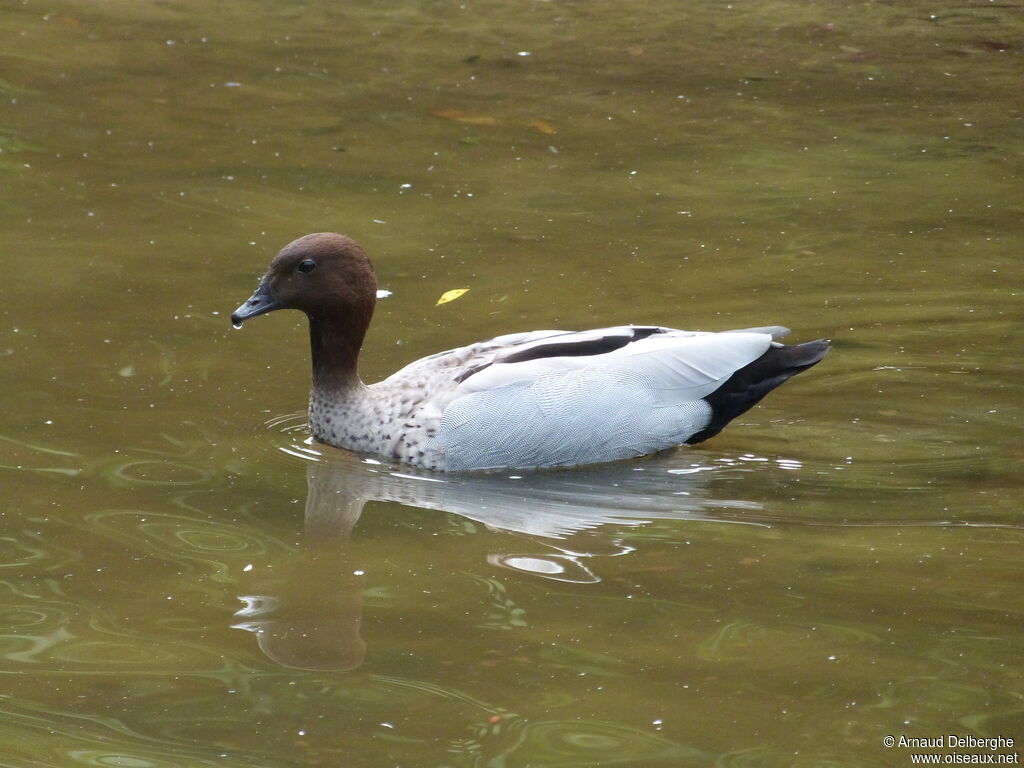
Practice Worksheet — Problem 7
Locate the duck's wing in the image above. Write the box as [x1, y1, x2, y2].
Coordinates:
[385, 324, 783, 395]
[427, 327, 783, 470]
[389, 324, 827, 470]
[454, 326, 774, 399]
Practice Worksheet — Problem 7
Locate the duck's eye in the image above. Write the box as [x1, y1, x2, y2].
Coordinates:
[297, 259, 317, 274]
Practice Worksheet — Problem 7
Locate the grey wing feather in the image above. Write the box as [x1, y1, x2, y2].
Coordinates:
[434, 369, 715, 470]
[458, 329, 770, 397]
[724, 325, 790, 340]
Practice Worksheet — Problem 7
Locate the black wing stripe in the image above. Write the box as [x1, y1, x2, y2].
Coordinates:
[454, 326, 667, 384]
[500, 336, 630, 364]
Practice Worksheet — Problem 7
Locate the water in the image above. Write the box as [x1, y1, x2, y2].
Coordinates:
[1, 0, 1022, 765]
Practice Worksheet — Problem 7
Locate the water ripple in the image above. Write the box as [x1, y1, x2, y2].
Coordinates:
[698, 620, 880, 663]
[478, 718, 707, 766]
[84, 509, 290, 584]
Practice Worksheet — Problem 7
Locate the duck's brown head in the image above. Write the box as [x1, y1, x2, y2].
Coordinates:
[231, 233, 378, 328]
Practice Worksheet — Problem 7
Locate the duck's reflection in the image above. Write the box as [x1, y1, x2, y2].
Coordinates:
[233, 538, 367, 671]
[233, 446, 762, 671]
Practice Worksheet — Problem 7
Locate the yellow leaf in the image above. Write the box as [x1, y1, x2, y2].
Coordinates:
[528, 119, 557, 135]
[436, 288, 470, 306]
[432, 109, 500, 126]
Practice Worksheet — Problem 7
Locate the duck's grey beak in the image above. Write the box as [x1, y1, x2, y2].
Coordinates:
[231, 281, 281, 326]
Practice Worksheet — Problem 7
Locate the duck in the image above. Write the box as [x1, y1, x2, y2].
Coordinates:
[231, 233, 830, 472]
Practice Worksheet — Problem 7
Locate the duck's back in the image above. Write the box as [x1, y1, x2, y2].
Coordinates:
[372, 326, 811, 471]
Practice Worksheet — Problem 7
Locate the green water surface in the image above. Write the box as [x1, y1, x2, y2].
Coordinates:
[1, 1, 1022, 766]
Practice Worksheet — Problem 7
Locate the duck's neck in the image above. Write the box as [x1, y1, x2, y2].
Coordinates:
[308, 309, 368, 395]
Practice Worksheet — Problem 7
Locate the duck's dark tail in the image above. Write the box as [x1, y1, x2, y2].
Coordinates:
[686, 338, 831, 445]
